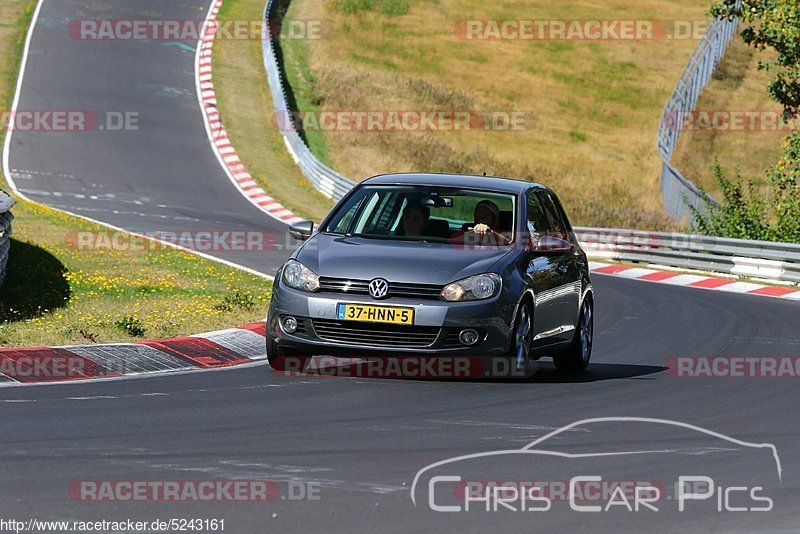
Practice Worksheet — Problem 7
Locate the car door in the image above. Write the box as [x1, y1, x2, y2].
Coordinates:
[525, 190, 565, 347]
[538, 191, 582, 341]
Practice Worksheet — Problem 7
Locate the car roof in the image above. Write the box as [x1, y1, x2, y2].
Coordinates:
[362, 173, 547, 194]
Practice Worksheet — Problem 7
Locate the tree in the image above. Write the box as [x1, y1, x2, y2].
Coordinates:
[710, 0, 800, 119]
[693, 0, 800, 243]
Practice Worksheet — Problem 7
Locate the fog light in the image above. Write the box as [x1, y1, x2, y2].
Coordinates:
[459, 329, 479, 346]
[282, 316, 298, 334]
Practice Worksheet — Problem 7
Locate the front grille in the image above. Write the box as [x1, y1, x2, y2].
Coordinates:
[311, 319, 440, 347]
[294, 317, 310, 336]
[441, 330, 463, 349]
[318, 277, 443, 300]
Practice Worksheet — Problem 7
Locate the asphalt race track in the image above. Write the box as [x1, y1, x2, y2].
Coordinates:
[5, 0, 294, 274]
[1, 276, 799, 532]
[2, 0, 800, 532]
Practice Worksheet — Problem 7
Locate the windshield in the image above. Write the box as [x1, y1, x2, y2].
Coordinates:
[324, 185, 516, 244]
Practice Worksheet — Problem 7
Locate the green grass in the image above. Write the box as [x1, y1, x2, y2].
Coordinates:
[0, 0, 273, 347]
[0, 201, 272, 347]
[281, 34, 333, 165]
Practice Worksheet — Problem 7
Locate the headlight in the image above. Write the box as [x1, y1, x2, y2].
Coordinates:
[282, 259, 320, 292]
[441, 273, 501, 302]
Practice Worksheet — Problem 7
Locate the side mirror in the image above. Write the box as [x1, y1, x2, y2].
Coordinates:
[289, 221, 314, 241]
[532, 234, 573, 255]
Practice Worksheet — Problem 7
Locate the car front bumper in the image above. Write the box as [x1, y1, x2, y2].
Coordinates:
[267, 283, 515, 357]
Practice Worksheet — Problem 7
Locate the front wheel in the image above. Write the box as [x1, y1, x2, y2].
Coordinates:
[267, 337, 310, 373]
[553, 297, 593, 372]
[496, 300, 534, 379]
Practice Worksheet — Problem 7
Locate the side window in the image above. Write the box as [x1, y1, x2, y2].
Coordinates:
[526, 191, 552, 235]
[548, 192, 574, 241]
[364, 191, 397, 233]
[537, 192, 568, 239]
[328, 192, 371, 233]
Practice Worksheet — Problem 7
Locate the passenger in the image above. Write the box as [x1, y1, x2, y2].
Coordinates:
[453, 200, 511, 245]
[398, 203, 430, 237]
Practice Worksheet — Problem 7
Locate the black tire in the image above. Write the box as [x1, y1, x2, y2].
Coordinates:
[496, 300, 534, 379]
[266, 337, 310, 373]
[553, 296, 593, 372]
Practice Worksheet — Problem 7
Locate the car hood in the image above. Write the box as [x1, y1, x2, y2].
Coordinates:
[294, 234, 514, 285]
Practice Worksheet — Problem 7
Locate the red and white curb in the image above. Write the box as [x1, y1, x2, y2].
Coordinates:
[590, 261, 800, 301]
[196, 0, 304, 226]
[0, 323, 267, 386]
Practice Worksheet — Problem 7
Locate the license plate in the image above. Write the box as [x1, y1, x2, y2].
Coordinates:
[336, 303, 415, 325]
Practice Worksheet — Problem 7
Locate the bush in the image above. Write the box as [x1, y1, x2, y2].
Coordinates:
[689, 163, 770, 240]
[214, 289, 256, 312]
[330, 0, 410, 15]
[690, 132, 800, 242]
[114, 315, 146, 338]
[379, 0, 410, 15]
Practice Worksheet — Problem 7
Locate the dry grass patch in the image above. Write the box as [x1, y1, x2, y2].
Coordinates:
[671, 34, 786, 191]
[281, 0, 724, 229]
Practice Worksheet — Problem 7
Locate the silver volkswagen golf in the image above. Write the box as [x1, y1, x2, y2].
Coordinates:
[267, 173, 593, 377]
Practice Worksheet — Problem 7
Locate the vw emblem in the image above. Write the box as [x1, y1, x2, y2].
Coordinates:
[368, 278, 389, 299]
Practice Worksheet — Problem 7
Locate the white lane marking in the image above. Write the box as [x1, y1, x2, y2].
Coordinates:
[220, 461, 334, 473]
[716, 281, 770, 294]
[2, 0, 46, 195]
[428, 420, 591, 433]
[65, 396, 117, 400]
[53, 205, 203, 222]
[0, 376, 318, 405]
[1, 0, 275, 281]
[611, 267, 659, 278]
[654, 273, 710, 286]
[123, 459, 405, 495]
[193, 0, 299, 228]
[0, 359, 268, 389]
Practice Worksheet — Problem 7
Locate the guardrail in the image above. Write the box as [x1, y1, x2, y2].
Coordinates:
[264, 0, 742, 219]
[576, 227, 800, 284]
[262, 0, 356, 202]
[259, 3, 798, 285]
[0, 190, 15, 288]
[657, 3, 741, 219]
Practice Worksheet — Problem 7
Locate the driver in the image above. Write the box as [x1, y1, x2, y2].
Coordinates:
[398, 203, 430, 237]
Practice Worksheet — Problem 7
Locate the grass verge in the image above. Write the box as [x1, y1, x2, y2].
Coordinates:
[213, 0, 334, 222]
[0, 0, 272, 347]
